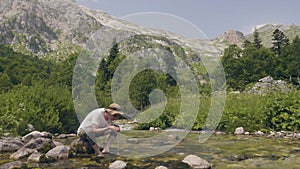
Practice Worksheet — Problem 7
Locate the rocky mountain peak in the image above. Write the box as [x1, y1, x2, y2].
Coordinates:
[0, 0, 224, 59]
[214, 30, 245, 47]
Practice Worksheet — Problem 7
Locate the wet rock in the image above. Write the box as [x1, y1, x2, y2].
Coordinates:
[0, 138, 24, 153]
[22, 131, 52, 143]
[109, 160, 127, 169]
[126, 138, 141, 144]
[234, 127, 244, 135]
[0, 161, 23, 169]
[46, 145, 69, 160]
[155, 166, 168, 169]
[182, 154, 211, 169]
[70, 138, 94, 154]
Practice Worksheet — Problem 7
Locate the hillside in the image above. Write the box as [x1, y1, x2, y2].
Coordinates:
[0, 0, 224, 62]
[214, 24, 300, 47]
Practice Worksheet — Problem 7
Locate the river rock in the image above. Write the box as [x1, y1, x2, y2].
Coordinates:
[182, 154, 211, 169]
[55, 133, 77, 139]
[234, 127, 244, 135]
[254, 131, 264, 136]
[70, 138, 94, 154]
[0, 138, 24, 152]
[24, 137, 56, 152]
[10, 147, 37, 160]
[0, 161, 23, 169]
[109, 160, 127, 169]
[27, 152, 43, 162]
[155, 166, 168, 169]
[22, 131, 52, 143]
[46, 145, 69, 160]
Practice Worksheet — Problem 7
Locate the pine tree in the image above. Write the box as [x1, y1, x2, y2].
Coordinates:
[253, 29, 262, 49]
[271, 29, 289, 55]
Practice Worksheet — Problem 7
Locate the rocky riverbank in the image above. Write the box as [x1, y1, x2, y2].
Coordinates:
[0, 130, 299, 169]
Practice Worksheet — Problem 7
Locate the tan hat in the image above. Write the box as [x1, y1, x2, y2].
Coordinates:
[105, 103, 123, 116]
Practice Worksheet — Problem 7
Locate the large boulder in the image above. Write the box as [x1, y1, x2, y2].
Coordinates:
[10, 147, 37, 160]
[182, 154, 211, 169]
[10, 137, 55, 160]
[0, 161, 23, 169]
[22, 131, 52, 143]
[27, 152, 43, 163]
[46, 145, 70, 160]
[24, 137, 56, 153]
[0, 138, 24, 153]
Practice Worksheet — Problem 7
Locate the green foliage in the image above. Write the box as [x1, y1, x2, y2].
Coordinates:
[253, 29, 262, 49]
[263, 91, 300, 131]
[0, 83, 78, 135]
[272, 28, 289, 56]
[222, 33, 300, 90]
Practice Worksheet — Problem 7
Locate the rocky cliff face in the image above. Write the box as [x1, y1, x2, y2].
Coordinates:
[0, 0, 224, 60]
[213, 30, 245, 47]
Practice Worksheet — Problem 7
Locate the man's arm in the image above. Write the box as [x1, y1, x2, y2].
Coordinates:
[92, 124, 120, 133]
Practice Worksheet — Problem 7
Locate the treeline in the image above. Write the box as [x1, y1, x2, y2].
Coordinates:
[0, 43, 181, 135]
[0, 44, 78, 135]
[1, 28, 300, 135]
[222, 29, 300, 90]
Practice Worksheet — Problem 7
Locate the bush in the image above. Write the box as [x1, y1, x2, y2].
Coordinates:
[0, 83, 78, 135]
[263, 91, 300, 131]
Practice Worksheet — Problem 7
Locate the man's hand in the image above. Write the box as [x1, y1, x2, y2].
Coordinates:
[109, 125, 120, 132]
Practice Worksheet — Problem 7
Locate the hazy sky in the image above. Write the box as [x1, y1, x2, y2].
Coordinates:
[76, 0, 300, 39]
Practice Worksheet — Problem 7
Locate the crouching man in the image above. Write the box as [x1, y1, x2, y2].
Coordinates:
[77, 103, 123, 157]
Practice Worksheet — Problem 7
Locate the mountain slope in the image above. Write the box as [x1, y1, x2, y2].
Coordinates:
[0, 0, 223, 61]
[214, 24, 300, 48]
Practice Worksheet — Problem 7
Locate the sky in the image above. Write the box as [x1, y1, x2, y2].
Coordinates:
[76, 0, 300, 39]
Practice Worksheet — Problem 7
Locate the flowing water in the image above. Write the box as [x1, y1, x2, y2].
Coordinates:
[1, 131, 299, 168]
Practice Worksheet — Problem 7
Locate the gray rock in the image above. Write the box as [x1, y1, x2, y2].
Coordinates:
[155, 166, 168, 169]
[234, 127, 244, 135]
[55, 133, 77, 139]
[46, 145, 69, 160]
[10, 147, 37, 160]
[0, 138, 24, 153]
[259, 76, 273, 83]
[53, 140, 64, 147]
[109, 160, 127, 169]
[182, 154, 211, 169]
[24, 137, 56, 151]
[22, 131, 52, 143]
[70, 138, 93, 154]
[27, 152, 43, 162]
[0, 161, 23, 169]
[255, 131, 264, 136]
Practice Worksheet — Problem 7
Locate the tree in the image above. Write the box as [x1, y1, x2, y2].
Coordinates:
[253, 29, 262, 49]
[271, 29, 289, 55]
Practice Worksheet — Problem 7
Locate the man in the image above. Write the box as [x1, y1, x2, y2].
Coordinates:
[77, 103, 123, 157]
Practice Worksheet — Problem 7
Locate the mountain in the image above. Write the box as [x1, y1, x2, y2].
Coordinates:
[214, 24, 300, 48]
[0, 0, 223, 62]
[246, 24, 300, 47]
